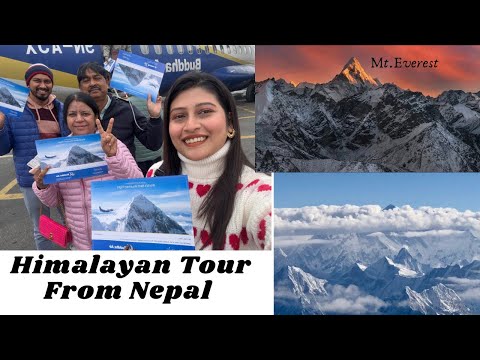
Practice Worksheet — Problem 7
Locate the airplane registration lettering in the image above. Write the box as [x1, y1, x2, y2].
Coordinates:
[86, 46, 95, 54]
[52, 45, 62, 54]
[26, 45, 96, 55]
[38, 46, 50, 54]
[26, 45, 37, 55]
[165, 58, 201, 73]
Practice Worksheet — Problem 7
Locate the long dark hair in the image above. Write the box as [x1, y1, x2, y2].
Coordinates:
[63, 92, 100, 120]
[163, 71, 252, 250]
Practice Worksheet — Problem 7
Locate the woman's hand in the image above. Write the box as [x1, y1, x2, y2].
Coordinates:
[147, 94, 162, 118]
[32, 166, 51, 190]
[96, 118, 117, 157]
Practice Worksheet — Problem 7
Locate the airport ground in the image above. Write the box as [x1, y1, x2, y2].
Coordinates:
[0, 91, 255, 250]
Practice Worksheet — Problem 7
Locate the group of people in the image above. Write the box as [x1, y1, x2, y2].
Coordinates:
[0, 62, 271, 251]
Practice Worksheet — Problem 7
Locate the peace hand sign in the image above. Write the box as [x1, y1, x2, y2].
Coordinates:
[96, 118, 117, 157]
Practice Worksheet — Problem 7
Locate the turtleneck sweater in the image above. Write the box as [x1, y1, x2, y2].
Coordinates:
[148, 141, 272, 250]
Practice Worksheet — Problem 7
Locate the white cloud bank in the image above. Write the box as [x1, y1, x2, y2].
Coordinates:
[275, 205, 480, 236]
[320, 284, 387, 314]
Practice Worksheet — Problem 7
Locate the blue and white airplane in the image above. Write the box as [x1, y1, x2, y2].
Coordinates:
[0, 45, 255, 101]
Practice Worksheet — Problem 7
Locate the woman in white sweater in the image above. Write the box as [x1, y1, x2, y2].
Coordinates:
[147, 72, 271, 250]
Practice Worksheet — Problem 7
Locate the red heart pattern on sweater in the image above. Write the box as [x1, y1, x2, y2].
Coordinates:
[200, 230, 211, 246]
[229, 234, 240, 250]
[258, 219, 266, 241]
[258, 184, 271, 192]
[196, 184, 211, 197]
[240, 227, 248, 245]
[246, 179, 260, 188]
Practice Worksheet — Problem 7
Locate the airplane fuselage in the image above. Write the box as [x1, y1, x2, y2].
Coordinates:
[0, 45, 255, 98]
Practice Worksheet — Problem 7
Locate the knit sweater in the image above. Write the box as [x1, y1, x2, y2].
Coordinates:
[147, 142, 272, 250]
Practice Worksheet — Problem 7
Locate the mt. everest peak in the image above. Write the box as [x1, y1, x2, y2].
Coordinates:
[334, 57, 381, 87]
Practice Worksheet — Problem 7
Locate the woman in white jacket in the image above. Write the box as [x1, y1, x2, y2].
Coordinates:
[147, 72, 271, 250]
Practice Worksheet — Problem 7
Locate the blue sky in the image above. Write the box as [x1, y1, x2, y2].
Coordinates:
[275, 173, 480, 211]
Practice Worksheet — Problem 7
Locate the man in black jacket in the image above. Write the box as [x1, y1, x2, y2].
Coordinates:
[76, 62, 163, 159]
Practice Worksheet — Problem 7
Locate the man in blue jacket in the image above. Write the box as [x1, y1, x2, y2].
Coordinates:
[0, 64, 70, 250]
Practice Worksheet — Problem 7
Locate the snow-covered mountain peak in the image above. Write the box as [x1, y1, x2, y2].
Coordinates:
[297, 81, 316, 89]
[367, 255, 420, 278]
[92, 193, 187, 235]
[288, 266, 328, 296]
[395, 247, 412, 261]
[128, 193, 156, 213]
[406, 284, 470, 315]
[337, 57, 380, 87]
[383, 204, 397, 211]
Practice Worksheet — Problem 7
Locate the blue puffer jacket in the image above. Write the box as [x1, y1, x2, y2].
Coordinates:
[0, 99, 70, 188]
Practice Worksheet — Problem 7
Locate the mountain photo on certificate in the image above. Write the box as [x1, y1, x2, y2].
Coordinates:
[91, 176, 194, 250]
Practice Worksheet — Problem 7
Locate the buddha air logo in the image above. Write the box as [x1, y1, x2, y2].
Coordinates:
[165, 58, 201, 73]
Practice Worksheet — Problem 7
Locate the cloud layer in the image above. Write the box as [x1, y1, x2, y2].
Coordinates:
[275, 204, 480, 236]
[320, 284, 387, 314]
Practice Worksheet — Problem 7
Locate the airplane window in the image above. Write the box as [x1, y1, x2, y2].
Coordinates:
[224, 45, 230, 54]
[231, 46, 237, 54]
[215, 45, 221, 53]
[177, 45, 184, 54]
[209, 45, 216, 54]
[238, 46, 243, 55]
[140, 45, 149, 55]
[166, 45, 174, 55]
[187, 45, 193, 54]
[243, 45, 248, 54]
[154, 45, 162, 55]
[205, 46, 210, 54]
[196, 46, 202, 54]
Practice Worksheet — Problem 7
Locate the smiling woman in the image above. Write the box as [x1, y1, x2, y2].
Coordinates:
[65, 95, 97, 135]
[148, 71, 272, 251]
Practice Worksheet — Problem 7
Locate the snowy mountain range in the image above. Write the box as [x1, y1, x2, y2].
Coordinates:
[0, 87, 20, 107]
[92, 194, 187, 234]
[275, 246, 477, 315]
[41, 145, 104, 168]
[66, 145, 103, 166]
[256, 57, 480, 172]
[275, 204, 480, 314]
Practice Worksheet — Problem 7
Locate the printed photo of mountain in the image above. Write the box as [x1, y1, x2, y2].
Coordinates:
[91, 176, 195, 250]
[0, 77, 29, 118]
[274, 173, 480, 314]
[35, 134, 108, 184]
[256, 46, 480, 172]
[110, 50, 165, 101]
